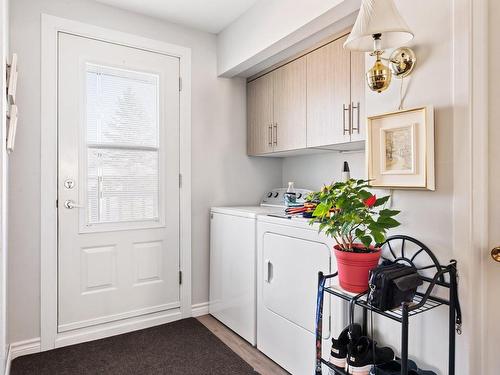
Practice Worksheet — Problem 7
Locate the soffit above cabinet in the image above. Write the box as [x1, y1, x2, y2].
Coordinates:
[218, 0, 362, 77]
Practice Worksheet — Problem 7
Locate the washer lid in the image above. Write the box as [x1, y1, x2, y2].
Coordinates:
[211, 206, 284, 219]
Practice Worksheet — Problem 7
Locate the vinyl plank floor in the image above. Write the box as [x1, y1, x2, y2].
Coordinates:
[197, 315, 289, 375]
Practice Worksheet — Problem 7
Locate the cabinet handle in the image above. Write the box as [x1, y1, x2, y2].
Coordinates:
[343, 104, 351, 135]
[265, 260, 273, 283]
[268, 124, 273, 146]
[351, 102, 360, 134]
[273, 123, 278, 146]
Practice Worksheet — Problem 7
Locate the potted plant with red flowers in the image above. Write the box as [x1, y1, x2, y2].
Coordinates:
[308, 179, 401, 293]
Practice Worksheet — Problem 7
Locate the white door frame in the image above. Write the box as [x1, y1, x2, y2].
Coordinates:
[452, 0, 489, 373]
[40, 14, 192, 351]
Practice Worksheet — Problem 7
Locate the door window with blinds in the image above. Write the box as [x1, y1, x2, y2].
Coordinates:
[84, 63, 162, 228]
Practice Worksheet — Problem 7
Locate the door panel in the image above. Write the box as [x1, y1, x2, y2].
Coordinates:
[306, 35, 351, 147]
[262, 232, 331, 335]
[58, 33, 180, 331]
[273, 57, 307, 152]
[247, 74, 273, 155]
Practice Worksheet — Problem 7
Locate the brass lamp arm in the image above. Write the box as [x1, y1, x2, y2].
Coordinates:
[374, 47, 417, 79]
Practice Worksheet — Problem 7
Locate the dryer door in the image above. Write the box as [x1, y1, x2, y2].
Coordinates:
[262, 232, 331, 335]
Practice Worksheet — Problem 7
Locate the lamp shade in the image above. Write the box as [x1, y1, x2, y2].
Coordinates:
[344, 0, 413, 51]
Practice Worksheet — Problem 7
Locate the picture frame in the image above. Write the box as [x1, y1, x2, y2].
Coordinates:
[366, 106, 435, 190]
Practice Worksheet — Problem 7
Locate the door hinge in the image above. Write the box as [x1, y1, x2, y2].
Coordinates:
[179, 270, 182, 285]
[179, 77, 182, 92]
[56, 199, 58, 208]
[179, 173, 182, 188]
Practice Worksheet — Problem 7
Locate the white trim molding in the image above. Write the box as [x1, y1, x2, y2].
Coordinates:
[191, 302, 209, 317]
[9, 338, 41, 361]
[452, 0, 489, 374]
[4, 345, 10, 375]
[40, 14, 192, 351]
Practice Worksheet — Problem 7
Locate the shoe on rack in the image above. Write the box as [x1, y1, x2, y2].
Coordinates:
[408, 368, 437, 375]
[369, 359, 417, 374]
[329, 323, 363, 369]
[346, 337, 395, 375]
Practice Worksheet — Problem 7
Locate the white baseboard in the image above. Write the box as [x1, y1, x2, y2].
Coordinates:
[9, 338, 41, 361]
[191, 302, 209, 317]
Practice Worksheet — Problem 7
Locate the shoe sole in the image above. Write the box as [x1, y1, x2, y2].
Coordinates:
[329, 355, 346, 369]
[346, 364, 373, 375]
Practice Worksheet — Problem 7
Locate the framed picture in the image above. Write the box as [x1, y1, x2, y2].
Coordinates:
[366, 106, 435, 190]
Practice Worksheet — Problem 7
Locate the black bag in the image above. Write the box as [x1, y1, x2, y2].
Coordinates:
[367, 262, 423, 311]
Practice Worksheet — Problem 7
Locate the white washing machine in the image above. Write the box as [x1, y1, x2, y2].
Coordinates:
[209, 188, 311, 345]
[257, 214, 348, 375]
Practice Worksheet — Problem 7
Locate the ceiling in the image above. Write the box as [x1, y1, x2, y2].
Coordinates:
[94, 0, 259, 34]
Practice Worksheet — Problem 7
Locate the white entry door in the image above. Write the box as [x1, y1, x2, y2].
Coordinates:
[57, 32, 180, 332]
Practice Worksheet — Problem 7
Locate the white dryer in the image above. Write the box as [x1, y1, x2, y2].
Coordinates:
[209, 188, 311, 346]
[257, 215, 348, 375]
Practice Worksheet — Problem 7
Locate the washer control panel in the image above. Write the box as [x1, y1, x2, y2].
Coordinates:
[260, 188, 312, 207]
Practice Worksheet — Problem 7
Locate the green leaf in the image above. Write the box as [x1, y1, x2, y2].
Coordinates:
[319, 222, 328, 232]
[341, 222, 351, 235]
[379, 209, 400, 217]
[377, 217, 401, 228]
[312, 202, 331, 217]
[368, 222, 385, 232]
[358, 190, 372, 200]
[360, 236, 372, 248]
[355, 228, 365, 240]
[373, 196, 390, 207]
[370, 230, 386, 244]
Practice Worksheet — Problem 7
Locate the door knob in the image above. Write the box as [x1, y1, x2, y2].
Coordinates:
[64, 200, 84, 209]
[491, 247, 500, 262]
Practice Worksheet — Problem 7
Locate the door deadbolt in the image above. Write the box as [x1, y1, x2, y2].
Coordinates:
[64, 179, 75, 189]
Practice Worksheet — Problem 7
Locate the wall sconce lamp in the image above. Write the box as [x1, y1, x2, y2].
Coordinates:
[344, 0, 416, 93]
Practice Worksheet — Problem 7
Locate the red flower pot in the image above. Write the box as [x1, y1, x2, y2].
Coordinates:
[334, 244, 381, 293]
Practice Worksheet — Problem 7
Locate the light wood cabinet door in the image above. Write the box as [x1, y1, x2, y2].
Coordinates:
[247, 74, 274, 155]
[272, 57, 307, 152]
[350, 50, 366, 142]
[306, 35, 351, 147]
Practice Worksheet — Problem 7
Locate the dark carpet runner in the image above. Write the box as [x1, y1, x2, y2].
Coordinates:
[11, 318, 259, 375]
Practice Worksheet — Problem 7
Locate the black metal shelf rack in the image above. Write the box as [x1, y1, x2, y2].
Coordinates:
[314, 235, 461, 375]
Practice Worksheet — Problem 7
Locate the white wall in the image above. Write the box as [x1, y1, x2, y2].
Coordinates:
[282, 0, 453, 372]
[8, 0, 282, 344]
[0, 0, 8, 370]
[217, 0, 361, 76]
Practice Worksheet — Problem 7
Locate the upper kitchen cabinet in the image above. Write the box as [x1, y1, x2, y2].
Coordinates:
[272, 57, 307, 152]
[306, 35, 351, 147]
[246, 32, 365, 156]
[307, 34, 366, 148]
[247, 73, 274, 155]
